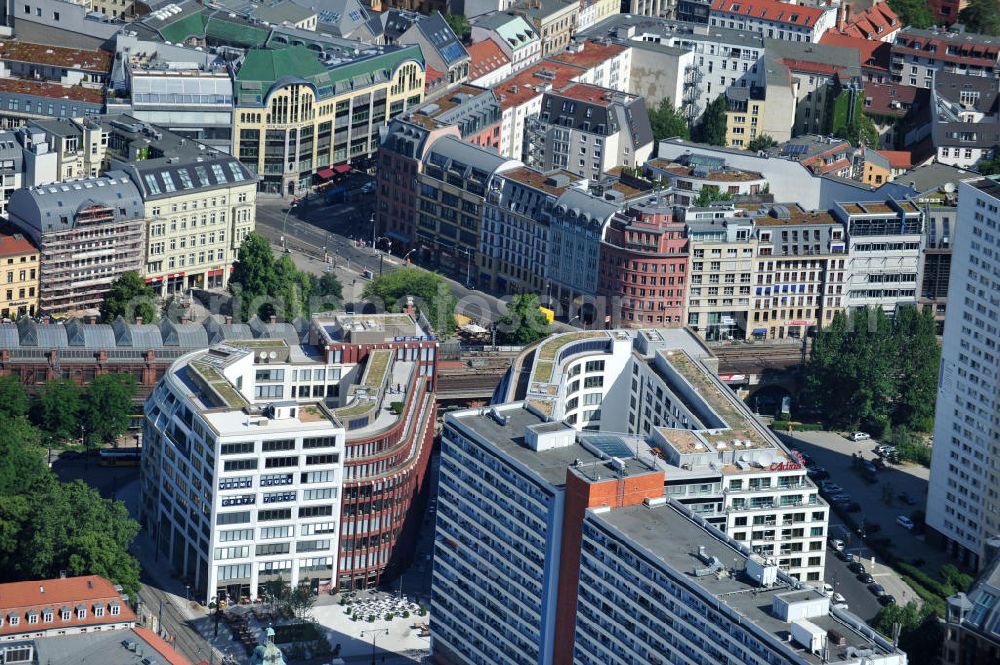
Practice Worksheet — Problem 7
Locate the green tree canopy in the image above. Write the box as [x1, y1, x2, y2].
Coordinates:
[229, 232, 341, 321]
[695, 95, 728, 146]
[959, 0, 1000, 36]
[887, 0, 934, 28]
[648, 98, 690, 142]
[976, 148, 1000, 175]
[497, 293, 551, 345]
[362, 267, 456, 335]
[0, 417, 141, 597]
[747, 134, 777, 152]
[30, 379, 82, 443]
[695, 185, 733, 206]
[871, 601, 943, 665]
[83, 374, 136, 445]
[101, 271, 158, 323]
[0, 374, 29, 420]
[802, 306, 940, 433]
[442, 13, 470, 41]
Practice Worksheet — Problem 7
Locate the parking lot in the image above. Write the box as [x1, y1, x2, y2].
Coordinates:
[779, 430, 947, 617]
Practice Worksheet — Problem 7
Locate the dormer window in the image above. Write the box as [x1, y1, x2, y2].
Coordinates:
[93, 605, 105, 618]
[9, 614, 19, 626]
[60, 608, 71, 621]
[110, 604, 120, 616]
[76, 606, 87, 620]
[27, 612, 39, 625]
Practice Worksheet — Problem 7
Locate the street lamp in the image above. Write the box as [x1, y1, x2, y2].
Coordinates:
[370, 213, 377, 256]
[402, 249, 416, 263]
[360, 627, 390, 665]
[281, 200, 299, 247]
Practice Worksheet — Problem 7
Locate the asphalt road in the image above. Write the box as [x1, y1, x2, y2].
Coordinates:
[256, 197, 578, 332]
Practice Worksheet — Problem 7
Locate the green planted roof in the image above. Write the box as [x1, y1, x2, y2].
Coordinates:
[238, 45, 329, 84]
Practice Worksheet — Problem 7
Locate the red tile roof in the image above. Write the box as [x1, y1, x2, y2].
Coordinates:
[0, 77, 104, 104]
[0, 228, 38, 258]
[876, 149, 913, 169]
[494, 60, 584, 110]
[424, 65, 446, 95]
[467, 39, 510, 81]
[820, 30, 890, 71]
[546, 40, 626, 69]
[0, 40, 111, 72]
[551, 81, 623, 106]
[132, 627, 196, 665]
[839, 3, 899, 40]
[710, 0, 826, 27]
[0, 576, 136, 638]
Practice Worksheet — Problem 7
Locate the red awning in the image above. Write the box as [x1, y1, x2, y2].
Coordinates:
[333, 163, 352, 174]
[316, 167, 335, 180]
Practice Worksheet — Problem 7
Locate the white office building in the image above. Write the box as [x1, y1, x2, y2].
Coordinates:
[926, 176, 1000, 570]
[141, 340, 346, 603]
[496, 327, 829, 581]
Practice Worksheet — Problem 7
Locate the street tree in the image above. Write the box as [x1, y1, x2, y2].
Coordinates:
[648, 99, 690, 141]
[0, 374, 29, 420]
[30, 379, 82, 444]
[695, 95, 728, 146]
[497, 293, 551, 345]
[83, 373, 137, 445]
[959, 0, 1000, 36]
[0, 418, 141, 598]
[871, 601, 943, 665]
[101, 271, 158, 323]
[362, 267, 457, 335]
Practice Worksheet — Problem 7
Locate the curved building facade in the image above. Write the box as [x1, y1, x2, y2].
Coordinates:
[140, 312, 437, 602]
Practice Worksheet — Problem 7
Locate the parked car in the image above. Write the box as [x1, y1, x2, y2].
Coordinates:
[360, 181, 376, 194]
[868, 583, 886, 596]
[858, 573, 875, 584]
[850, 432, 871, 441]
[879, 594, 897, 606]
[830, 494, 852, 504]
[809, 469, 830, 481]
[835, 549, 851, 562]
[832, 592, 847, 605]
[876, 445, 897, 457]
[821, 483, 844, 494]
[828, 538, 845, 551]
[897, 515, 915, 530]
[848, 561, 866, 574]
[898, 492, 917, 506]
[862, 462, 878, 474]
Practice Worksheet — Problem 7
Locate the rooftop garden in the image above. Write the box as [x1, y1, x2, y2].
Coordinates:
[189, 358, 249, 409]
[362, 350, 392, 390]
[531, 331, 606, 385]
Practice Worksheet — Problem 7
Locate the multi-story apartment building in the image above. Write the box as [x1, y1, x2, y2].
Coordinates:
[577, 15, 766, 121]
[723, 86, 768, 146]
[834, 198, 924, 313]
[16, 118, 106, 186]
[709, 0, 836, 43]
[748, 206, 847, 340]
[413, 136, 518, 280]
[768, 135, 855, 178]
[597, 194, 689, 327]
[927, 0, 968, 27]
[917, 189, 957, 332]
[382, 10, 470, 88]
[101, 115, 257, 296]
[685, 214, 757, 339]
[926, 176, 1000, 570]
[375, 118, 460, 254]
[494, 61, 583, 160]
[931, 72, 1000, 171]
[108, 34, 235, 153]
[0, 228, 40, 319]
[232, 43, 425, 196]
[890, 27, 1000, 86]
[513, 0, 579, 58]
[523, 83, 653, 179]
[467, 39, 513, 87]
[7, 172, 146, 315]
[0, 40, 110, 88]
[647, 153, 768, 205]
[547, 40, 631, 93]
[142, 311, 437, 600]
[480, 167, 582, 295]
[406, 85, 503, 151]
[0, 133, 24, 216]
[471, 12, 543, 74]
[942, 544, 1000, 664]
[576, 0, 619, 32]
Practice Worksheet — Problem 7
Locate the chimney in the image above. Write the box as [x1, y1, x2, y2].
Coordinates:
[404, 295, 416, 317]
[39, 585, 44, 593]
[224, 315, 232, 324]
[135, 316, 142, 325]
[180, 316, 189, 324]
[269, 315, 277, 324]
[89, 315, 96, 325]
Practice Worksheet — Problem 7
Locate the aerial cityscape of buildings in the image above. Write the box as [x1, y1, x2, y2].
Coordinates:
[0, 0, 995, 662]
